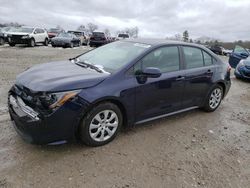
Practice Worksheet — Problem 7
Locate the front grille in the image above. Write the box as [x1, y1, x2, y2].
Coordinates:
[9, 35, 28, 43]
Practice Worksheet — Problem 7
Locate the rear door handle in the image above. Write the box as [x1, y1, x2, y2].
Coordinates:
[176, 76, 185, 81]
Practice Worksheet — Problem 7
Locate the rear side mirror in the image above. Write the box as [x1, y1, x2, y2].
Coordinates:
[142, 67, 161, 78]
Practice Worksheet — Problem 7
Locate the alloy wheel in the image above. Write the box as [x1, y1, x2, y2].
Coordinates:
[209, 88, 222, 109]
[89, 110, 119, 142]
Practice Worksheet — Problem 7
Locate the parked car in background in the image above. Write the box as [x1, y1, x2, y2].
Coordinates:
[222, 48, 232, 56]
[229, 45, 249, 68]
[8, 39, 231, 146]
[67, 30, 89, 45]
[235, 56, 250, 80]
[47, 28, 64, 41]
[8, 27, 49, 47]
[0, 28, 5, 45]
[89, 31, 108, 47]
[116, 33, 129, 40]
[0, 27, 17, 44]
[209, 45, 224, 55]
[51, 32, 81, 48]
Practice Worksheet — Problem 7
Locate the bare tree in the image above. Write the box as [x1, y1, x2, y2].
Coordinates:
[118, 26, 139, 38]
[104, 28, 111, 37]
[87, 23, 98, 33]
[56, 25, 64, 31]
[77, 25, 86, 31]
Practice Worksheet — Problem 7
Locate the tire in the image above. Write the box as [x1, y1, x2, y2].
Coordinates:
[29, 38, 35, 47]
[78, 41, 81, 47]
[43, 38, 48, 46]
[70, 42, 73, 48]
[0, 38, 4, 45]
[79, 102, 123, 147]
[203, 85, 223, 112]
[9, 43, 15, 47]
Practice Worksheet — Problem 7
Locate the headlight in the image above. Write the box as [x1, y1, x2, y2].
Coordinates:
[4, 33, 7, 37]
[21, 35, 30, 39]
[39, 90, 81, 109]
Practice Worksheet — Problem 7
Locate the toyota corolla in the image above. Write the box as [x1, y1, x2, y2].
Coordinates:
[8, 39, 231, 146]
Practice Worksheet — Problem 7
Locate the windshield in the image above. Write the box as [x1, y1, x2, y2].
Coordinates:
[15, 27, 34, 33]
[93, 32, 105, 37]
[77, 41, 151, 73]
[58, 33, 71, 38]
[118, 34, 129, 38]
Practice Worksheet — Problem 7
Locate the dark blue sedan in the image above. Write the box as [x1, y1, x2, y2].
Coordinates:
[8, 39, 231, 146]
[229, 45, 249, 68]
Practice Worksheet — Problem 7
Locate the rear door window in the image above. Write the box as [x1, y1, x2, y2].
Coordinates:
[183, 47, 204, 69]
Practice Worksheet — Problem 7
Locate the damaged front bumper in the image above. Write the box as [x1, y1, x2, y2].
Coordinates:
[8, 86, 90, 144]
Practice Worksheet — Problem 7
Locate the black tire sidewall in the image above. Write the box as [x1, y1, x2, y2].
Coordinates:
[30, 39, 35, 47]
[79, 103, 123, 146]
[44, 38, 48, 46]
[203, 85, 223, 112]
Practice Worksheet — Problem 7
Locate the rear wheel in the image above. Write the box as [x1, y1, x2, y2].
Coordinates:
[203, 85, 223, 112]
[79, 102, 123, 147]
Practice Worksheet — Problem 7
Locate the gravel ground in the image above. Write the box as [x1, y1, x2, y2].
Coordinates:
[0, 44, 249, 188]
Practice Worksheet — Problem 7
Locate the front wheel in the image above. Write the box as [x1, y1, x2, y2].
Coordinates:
[79, 102, 123, 147]
[29, 38, 35, 47]
[203, 85, 223, 112]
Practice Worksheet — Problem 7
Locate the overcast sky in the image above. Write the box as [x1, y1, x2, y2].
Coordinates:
[0, 0, 249, 41]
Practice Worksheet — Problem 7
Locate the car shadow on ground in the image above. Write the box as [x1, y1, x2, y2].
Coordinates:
[32, 108, 201, 153]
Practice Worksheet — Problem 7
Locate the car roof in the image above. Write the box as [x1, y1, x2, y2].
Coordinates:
[124, 38, 205, 48]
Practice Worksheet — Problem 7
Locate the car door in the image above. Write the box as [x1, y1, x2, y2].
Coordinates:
[134, 45, 185, 122]
[181, 46, 215, 108]
[229, 45, 249, 68]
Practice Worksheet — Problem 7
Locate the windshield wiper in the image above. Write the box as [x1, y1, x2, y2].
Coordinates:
[75, 61, 104, 73]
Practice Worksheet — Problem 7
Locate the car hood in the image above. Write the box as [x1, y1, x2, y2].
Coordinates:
[16, 61, 110, 92]
[8, 32, 30, 35]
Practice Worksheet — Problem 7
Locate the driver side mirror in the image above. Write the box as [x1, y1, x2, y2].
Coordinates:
[141, 67, 161, 78]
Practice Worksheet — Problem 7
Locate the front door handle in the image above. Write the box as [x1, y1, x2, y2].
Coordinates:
[176, 76, 185, 81]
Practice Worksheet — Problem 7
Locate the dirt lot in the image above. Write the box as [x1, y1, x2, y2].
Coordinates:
[0, 44, 249, 188]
